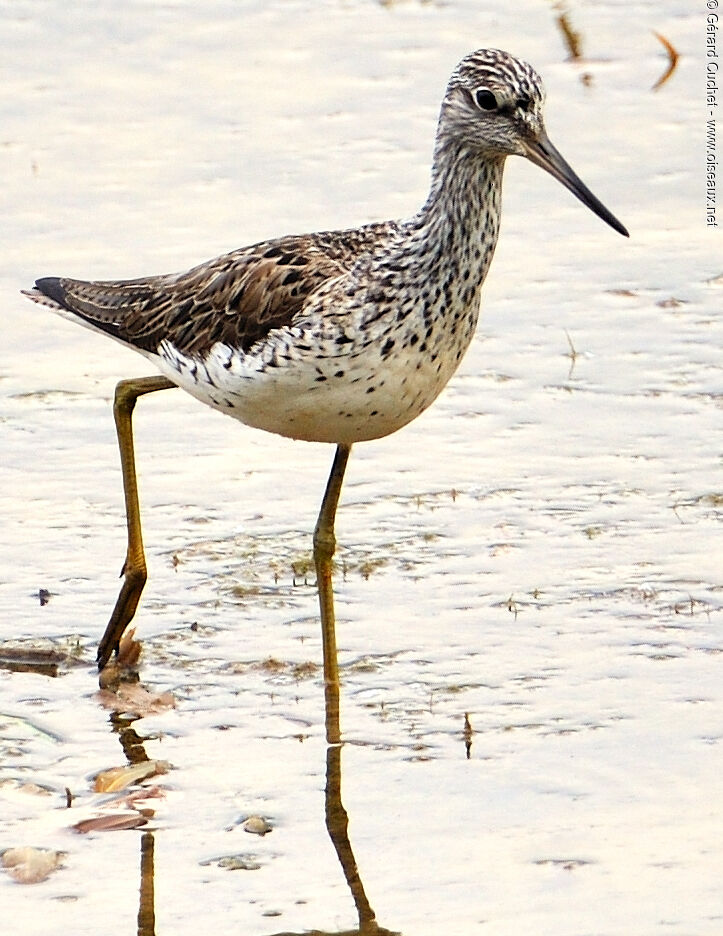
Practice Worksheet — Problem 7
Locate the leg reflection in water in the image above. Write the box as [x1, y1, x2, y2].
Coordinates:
[323, 745, 399, 936]
[315, 470, 398, 934]
[138, 831, 155, 936]
[107, 713, 158, 936]
[267, 552, 399, 935]
[103, 551, 398, 935]
[107, 706, 398, 935]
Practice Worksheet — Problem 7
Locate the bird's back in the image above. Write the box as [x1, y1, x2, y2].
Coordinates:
[23, 221, 398, 361]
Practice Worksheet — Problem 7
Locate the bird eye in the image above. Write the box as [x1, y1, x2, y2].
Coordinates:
[474, 88, 498, 111]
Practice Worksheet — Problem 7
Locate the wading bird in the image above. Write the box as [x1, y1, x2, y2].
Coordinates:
[24, 49, 628, 737]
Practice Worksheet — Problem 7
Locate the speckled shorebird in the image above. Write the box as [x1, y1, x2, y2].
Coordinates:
[24, 50, 627, 716]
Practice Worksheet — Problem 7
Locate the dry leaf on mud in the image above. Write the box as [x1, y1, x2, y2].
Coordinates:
[73, 813, 148, 834]
[93, 760, 171, 793]
[97, 683, 176, 718]
[71, 782, 166, 834]
[117, 627, 142, 667]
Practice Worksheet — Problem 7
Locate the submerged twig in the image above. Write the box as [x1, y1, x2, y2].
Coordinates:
[564, 328, 579, 379]
[652, 32, 679, 92]
[556, 12, 582, 60]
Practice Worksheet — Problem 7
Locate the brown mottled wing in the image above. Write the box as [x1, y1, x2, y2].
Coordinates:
[28, 224, 393, 358]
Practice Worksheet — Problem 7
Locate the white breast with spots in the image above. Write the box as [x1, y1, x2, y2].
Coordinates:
[156, 286, 482, 446]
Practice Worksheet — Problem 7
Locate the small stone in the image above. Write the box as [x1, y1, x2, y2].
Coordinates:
[218, 854, 262, 871]
[2, 847, 64, 884]
[242, 815, 272, 836]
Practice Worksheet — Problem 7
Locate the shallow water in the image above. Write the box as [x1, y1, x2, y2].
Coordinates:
[1, 1, 721, 933]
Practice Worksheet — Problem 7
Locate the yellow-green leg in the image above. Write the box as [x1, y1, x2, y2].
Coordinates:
[313, 443, 351, 745]
[97, 375, 177, 670]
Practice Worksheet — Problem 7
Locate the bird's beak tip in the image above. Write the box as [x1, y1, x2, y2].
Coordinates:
[523, 133, 629, 239]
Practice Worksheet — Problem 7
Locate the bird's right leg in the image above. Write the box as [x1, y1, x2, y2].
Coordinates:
[313, 443, 352, 744]
[97, 375, 177, 670]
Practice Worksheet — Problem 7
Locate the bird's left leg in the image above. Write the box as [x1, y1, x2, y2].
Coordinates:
[97, 375, 178, 670]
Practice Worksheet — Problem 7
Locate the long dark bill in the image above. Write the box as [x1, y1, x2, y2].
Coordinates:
[523, 131, 629, 237]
